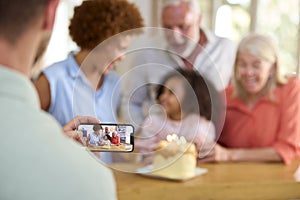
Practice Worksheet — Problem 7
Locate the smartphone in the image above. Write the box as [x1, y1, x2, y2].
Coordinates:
[77, 123, 134, 152]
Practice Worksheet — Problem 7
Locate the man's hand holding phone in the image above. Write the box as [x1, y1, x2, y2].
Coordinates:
[63, 116, 100, 145]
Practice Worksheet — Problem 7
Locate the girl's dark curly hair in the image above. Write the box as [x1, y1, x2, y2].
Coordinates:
[156, 68, 222, 123]
[69, 0, 144, 50]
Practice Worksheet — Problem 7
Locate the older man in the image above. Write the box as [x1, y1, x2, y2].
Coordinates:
[121, 0, 236, 130]
[0, 0, 116, 199]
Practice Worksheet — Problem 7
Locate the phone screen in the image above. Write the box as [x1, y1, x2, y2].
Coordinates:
[77, 123, 134, 152]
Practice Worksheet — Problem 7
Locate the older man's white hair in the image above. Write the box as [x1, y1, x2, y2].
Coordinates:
[162, 0, 201, 15]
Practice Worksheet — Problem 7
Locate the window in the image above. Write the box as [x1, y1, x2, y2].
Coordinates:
[256, 0, 299, 75]
[211, 0, 300, 76]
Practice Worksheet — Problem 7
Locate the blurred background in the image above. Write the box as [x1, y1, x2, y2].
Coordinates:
[34, 0, 300, 78]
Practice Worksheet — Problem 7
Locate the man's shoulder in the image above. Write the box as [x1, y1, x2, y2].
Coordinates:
[0, 108, 117, 199]
[214, 35, 236, 48]
[203, 28, 236, 48]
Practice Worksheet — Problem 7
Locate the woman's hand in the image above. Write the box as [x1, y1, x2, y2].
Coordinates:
[200, 144, 283, 163]
[199, 143, 231, 163]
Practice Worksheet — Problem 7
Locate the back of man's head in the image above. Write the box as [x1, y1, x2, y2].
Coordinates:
[0, 0, 49, 44]
[162, 0, 200, 15]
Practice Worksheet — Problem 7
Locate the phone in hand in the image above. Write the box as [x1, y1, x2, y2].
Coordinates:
[77, 123, 134, 152]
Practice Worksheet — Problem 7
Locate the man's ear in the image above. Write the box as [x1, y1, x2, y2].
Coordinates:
[43, 0, 60, 31]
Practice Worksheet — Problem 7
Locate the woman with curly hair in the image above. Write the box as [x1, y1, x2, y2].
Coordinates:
[34, 0, 144, 126]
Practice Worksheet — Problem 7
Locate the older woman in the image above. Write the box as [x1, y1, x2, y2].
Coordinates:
[203, 33, 300, 164]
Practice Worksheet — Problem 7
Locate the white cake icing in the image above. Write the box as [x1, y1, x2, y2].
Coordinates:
[152, 135, 197, 179]
[102, 140, 111, 149]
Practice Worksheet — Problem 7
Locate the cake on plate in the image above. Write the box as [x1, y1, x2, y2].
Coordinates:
[151, 134, 197, 179]
[101, 140, 111, 149]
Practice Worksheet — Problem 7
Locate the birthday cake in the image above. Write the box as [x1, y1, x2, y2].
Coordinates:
[151, 134, 197, 179]
[101, 140, 111, 149]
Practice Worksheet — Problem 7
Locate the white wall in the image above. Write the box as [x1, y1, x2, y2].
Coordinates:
[37, 0, 160, 77]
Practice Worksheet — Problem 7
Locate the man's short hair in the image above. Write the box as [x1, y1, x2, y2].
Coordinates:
[162, 0, 201, 15]
[93, 124, 101, 131]
[0, 0, 49, 44]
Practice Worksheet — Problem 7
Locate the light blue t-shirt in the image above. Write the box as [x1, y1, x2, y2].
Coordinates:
[89, 132, 102, 146]
[43, 53, 121, 126]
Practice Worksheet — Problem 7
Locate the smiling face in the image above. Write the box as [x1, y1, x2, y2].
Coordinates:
[102, 35, 132, 75]
[94, 129, 100, 135]
[236, 51, 275, 97]
[158, 77, 185, 120]
[93, 125, 101, 135]
[89, 35, 132, 75]
[233, 33, 280, 102]
[162, 2, 200, 57]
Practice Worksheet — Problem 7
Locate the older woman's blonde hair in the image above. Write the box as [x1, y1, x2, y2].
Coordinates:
[233, 33, 287, 99]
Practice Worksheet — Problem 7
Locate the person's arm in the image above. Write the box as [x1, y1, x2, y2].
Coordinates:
[229, 147, 282, 162]
[272, 78, 300, 164]
[200, 144, 282, 163]
[134, 116, 161, 153]
[117, 135, 120, 145]
[110, 136, 114, 144]
[34, 73, 51, 110]
[120, 62, 148, 127]
[107, 134, 111, 141]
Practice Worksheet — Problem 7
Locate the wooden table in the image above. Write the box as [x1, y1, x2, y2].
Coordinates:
[111, 160, 300, 200]
[87, 144, 133, 152]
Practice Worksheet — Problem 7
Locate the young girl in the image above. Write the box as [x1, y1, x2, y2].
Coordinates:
[136, 68, 222, 159]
